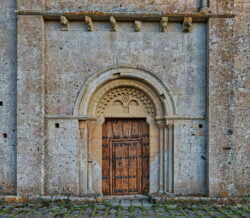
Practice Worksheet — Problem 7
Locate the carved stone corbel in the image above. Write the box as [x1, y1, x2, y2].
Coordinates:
[183, 17, 192, 32]
[85, 16, 93, 31]
[60, 16, 69, 31]
[135, 20, 142, 32]
[110, 16, 117, 32]
[160, 17, 168, 32]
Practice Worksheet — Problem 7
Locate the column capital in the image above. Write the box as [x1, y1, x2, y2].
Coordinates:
[156, 119, 165, 128]
[165, 120, 174, 125]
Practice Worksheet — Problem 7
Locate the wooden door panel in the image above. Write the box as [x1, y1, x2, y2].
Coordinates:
[102, 119, 149, 195]
[128, 141, 140, 193]
[121, 120, 131, 138]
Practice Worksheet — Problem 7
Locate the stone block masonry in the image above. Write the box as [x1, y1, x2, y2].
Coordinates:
[0, 0, 249, 198]
[0, 0, 17, 195]
[17, 15, 45, 196]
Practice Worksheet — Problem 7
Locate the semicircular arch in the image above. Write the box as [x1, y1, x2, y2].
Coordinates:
[74, 66, 176, 118]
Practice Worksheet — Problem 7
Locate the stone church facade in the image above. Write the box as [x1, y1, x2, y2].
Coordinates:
[0, 0, 249, 198]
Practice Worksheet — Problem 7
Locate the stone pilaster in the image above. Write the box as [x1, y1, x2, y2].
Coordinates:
[17, 15, 45, 196]
[208, 18, 234, 197]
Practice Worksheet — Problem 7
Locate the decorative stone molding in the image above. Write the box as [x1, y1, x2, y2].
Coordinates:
[110, 16, 117, 32]
[87, 79, 162, 118]
[60, 16, 69, 31]
[135, 20, 142, 32]
[85, 16, 93, 31]
[17, 10, 235, 22]
[96, 87, 155, 117]
[160, 17, 168, 32]
[183, 17, 192, 32]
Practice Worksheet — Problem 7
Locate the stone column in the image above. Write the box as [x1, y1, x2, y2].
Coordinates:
[163, 122, 169, 193]
[167, 121, 174, 193]
[79, 121, 88, 195]
[157, 120, 165, 193]
[87, 121, 95, 194]
[17, 15, 45, 196]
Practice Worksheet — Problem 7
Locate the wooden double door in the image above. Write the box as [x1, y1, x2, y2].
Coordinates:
[102, 119, 149, 195]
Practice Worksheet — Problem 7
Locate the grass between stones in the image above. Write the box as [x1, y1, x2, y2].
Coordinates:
[0, 201, 249, 217]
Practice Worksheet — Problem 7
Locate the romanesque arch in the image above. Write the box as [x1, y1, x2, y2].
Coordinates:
[74, 65, 176, 117]
[75, 66, 176, 195]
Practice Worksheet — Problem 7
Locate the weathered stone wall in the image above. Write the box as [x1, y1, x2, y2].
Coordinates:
[0, 0, 249, 198]
[174, 120, 207, 195]
[45, 0, 201, 12]
[45, 21, 208, 195]
[45, 119, 80, 195]
[232, 0, 250, 196]
[17, 15, 45, 196]
[0, 0, 17, 195]
[45, 22, 207, 117]
[208, 0, 250, 197]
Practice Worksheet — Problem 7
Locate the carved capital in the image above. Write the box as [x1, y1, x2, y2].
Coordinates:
[165, 120, 174, 126]
[183, 17, 192, 32]
[60, 16, 69, 31]
[135, 20, 142, 32]
[156, 119, 165, 128]
[110, 16, 117, 32]
[85, 16, 93, 31]
[160, 17, 168, 32]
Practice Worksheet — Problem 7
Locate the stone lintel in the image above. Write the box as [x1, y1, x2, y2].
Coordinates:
[16, 10, 235, 22]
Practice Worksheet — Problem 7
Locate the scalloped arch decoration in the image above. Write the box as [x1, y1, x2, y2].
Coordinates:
[96, 87, 155, 117]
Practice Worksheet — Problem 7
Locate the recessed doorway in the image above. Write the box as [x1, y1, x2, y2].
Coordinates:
[102, 118, 149, 195]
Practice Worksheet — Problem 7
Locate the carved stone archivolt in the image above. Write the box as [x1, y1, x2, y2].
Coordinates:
[96, 87, 155, 117]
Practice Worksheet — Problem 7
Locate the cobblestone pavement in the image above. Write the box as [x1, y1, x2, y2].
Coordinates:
[0, 200, 250, 217]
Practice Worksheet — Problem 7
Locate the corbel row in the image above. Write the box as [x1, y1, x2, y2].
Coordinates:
[60, 16, 193, 33]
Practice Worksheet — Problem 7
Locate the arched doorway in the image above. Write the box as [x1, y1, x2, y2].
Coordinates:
[74, 66, 176, 195]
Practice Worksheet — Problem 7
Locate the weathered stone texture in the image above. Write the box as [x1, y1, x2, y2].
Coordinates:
[17, 15, 45, 196]
[231, 0, 250, 196]
[174, 120, 207, 195]
[0, 0, 249, 198]
[0, 0, 16, 194]
[45, 0, 201, 12]
[208, 17, 234, 197]
[45, 120, 80, 195]
[45, 22, 207, 118]
[44, 21, 207, 195]
[17, 0, 44, 11]
[208, 0, 250, 197]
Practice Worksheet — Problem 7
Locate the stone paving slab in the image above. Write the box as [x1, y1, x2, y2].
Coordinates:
[0, 200, 250, 217]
